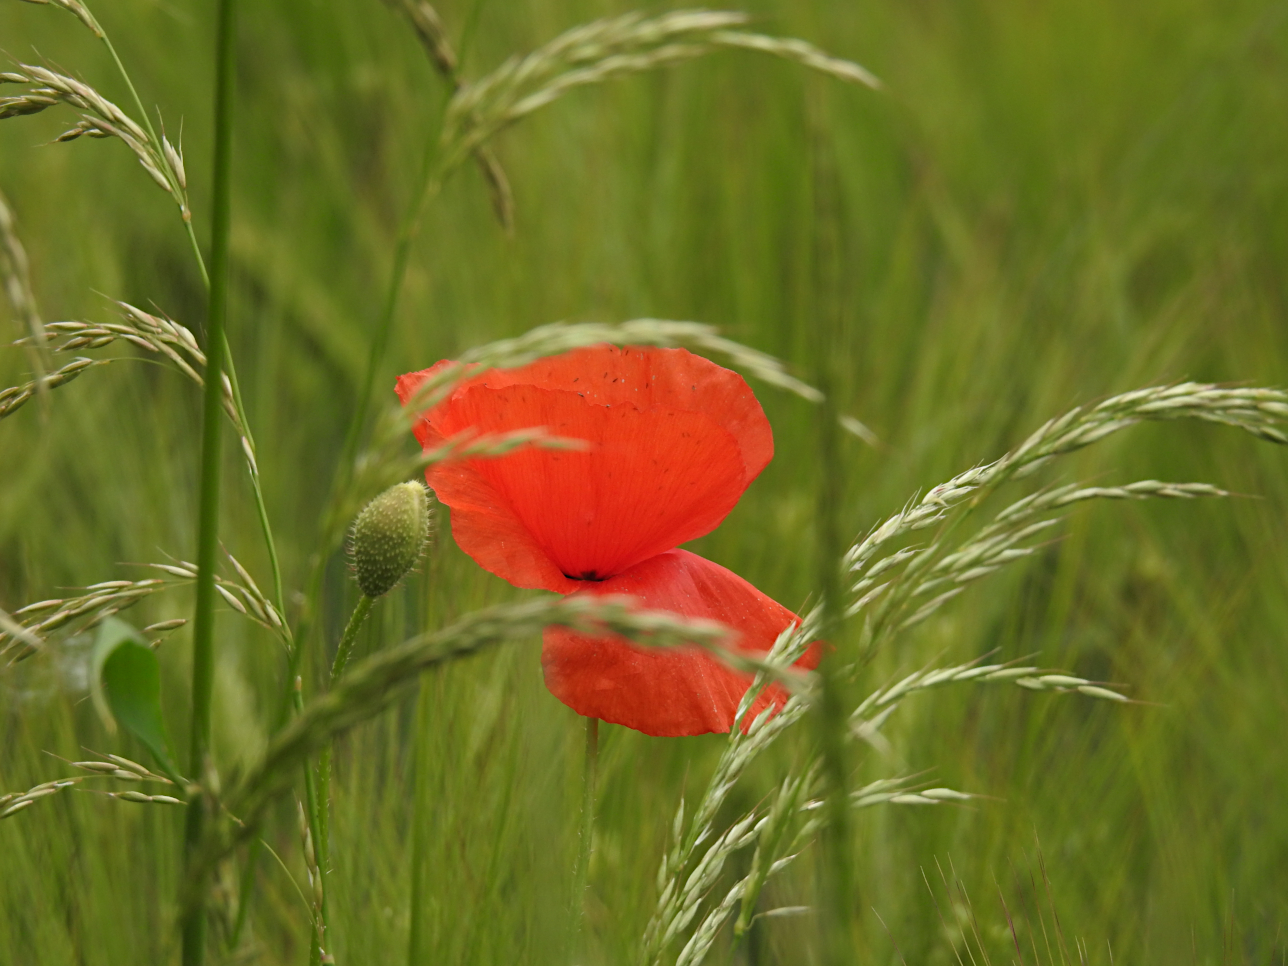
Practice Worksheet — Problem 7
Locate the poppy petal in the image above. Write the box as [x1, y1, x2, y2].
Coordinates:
[542, 549, 818, 737]
[428, 458, 582, 593]
[433, 384, 749, 585]
[467, 345, 774, 483]
[395, 360, 472, 450]
[397, 345, 772, 484]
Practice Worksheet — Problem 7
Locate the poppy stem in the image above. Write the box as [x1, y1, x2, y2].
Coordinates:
[330, 595, 375, 685]
[571, 715, 600, 955]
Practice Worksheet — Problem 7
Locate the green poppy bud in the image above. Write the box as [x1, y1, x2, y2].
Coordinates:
[351, 482, 431, 598]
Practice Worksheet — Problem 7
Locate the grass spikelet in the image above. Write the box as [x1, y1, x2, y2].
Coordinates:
[381, 0, 515, 230]
[0, 188, 50, 387]
[438, 9, 878, 174]
[0, 555, 281, 664]
[5, 303, 245, 434]
[0, 753, 188, 822]
[389, 319, 818, 444]
[17, 0, 104, 37]
[0, 65, 191, 220]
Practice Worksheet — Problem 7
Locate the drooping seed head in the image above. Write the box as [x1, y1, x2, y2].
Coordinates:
[351, 482, 432, 598]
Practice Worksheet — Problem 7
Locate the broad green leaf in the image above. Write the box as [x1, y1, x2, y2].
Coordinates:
[91, 618, 183, 784]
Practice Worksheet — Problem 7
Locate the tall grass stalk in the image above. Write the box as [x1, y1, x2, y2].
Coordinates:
[313, 593, 376, 958]
[570, 716, 600, 958]
[406, 678, 434, 966]
[809, 112, 856, 960]
[180, 0, 237, 961]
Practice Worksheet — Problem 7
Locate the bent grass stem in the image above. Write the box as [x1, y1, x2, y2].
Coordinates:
[87, 0, 283, 625]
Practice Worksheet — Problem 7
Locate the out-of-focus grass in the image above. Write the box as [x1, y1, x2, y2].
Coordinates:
[2, 0, 1287, 962]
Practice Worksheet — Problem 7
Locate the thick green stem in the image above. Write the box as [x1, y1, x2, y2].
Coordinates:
[808, 112, 857, 963]
[181, 0, 237, 961]
[570, 716, 600, 956]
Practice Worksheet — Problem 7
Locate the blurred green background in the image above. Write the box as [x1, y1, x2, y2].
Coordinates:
[3, 0, 1288, 962]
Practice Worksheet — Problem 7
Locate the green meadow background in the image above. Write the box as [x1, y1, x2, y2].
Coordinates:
[3, 0, 1288, 962]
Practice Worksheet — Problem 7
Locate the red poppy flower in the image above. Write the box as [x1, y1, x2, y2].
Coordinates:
[396, 344, 817, 736]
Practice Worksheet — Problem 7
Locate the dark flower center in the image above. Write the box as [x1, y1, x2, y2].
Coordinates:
[565, 570, 607, 582]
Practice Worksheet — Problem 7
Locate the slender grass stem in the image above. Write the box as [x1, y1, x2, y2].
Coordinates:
[221, 351, 287, 619]
[297, 150, 443, 723]
[93, 7, 209, 294]
[180, 0, 237, 961]
[312, 594, 376, 962]
[228, 836, 261, 950]
[335, 0, 490, 477]
[406, 537, 440, 966]
[299, 682, 327, 966]
[406, 678, 434, 966]
[337, 152, 444, 477]
[570, 716, 600, 957]
[186, 222, 212, 288]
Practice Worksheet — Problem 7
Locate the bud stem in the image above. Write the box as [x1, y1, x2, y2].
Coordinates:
[330, 595, 374, 685]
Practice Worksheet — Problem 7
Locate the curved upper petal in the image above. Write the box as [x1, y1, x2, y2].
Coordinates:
[465, 345, 773, 482]
[396, 346, 774, 590]
[541, 549, 819, 737]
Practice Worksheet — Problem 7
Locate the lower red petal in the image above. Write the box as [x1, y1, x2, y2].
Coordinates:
[542, 549, 819, 737]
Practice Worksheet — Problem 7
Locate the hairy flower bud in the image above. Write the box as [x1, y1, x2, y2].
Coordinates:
[351, 482, 431, 598]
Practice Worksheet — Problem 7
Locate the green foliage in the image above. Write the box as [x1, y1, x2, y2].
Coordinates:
[91, 617, 181, 783]
[2, 0, 1288, 964]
